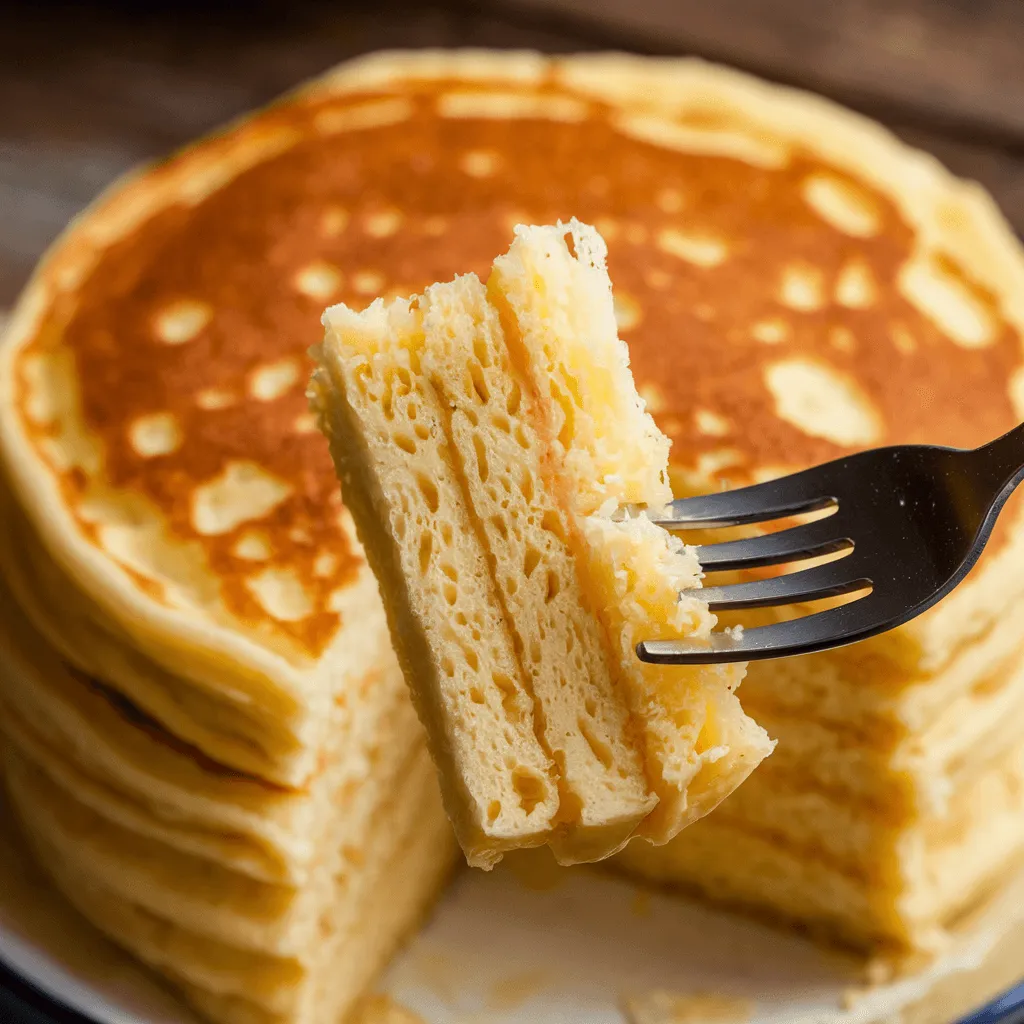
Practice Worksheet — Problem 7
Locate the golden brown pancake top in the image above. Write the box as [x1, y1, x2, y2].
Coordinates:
[13, 72, 1023, 658]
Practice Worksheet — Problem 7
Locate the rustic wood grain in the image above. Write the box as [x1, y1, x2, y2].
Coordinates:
[485, 0, 1024, 140]
[1, 0, 1022, 308]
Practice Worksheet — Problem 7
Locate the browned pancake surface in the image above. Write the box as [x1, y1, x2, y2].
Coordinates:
[12, 71, 1023, 660]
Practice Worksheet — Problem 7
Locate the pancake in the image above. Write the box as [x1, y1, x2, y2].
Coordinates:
[310, 220, 771, 866]
[0, 49, 1023, 1023]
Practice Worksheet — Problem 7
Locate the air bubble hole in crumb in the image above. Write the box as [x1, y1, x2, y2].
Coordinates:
[418, 532, 432, 574]
[579, 717, 614, 769]
[416, 474, 439, 513]
[512, 768, 548, 814]
[493, 673, 523, 723]
[469, 363, 489, 403]
[523, 547, 541, 578]
[473, 435, 489, 481]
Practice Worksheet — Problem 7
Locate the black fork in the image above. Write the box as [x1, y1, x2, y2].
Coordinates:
[637, 422, 1024, 664]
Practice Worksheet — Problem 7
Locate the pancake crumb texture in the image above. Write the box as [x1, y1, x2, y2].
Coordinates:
[312, 219, 771, 868]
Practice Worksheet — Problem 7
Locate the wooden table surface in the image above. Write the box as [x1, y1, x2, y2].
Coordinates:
[2, 0, 1023, 309]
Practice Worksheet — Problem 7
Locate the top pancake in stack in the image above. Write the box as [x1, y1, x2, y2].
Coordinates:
[1, 50, 1023, 1024]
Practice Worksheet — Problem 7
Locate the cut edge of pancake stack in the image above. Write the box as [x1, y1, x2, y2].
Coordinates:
[310, 218, 772, 868]
[0, 46, 1022, 1024]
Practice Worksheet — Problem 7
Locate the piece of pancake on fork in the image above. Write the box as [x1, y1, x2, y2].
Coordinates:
[311, 218, 772, 868]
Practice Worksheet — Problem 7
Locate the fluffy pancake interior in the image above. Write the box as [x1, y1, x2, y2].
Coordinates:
[487, 221, 773, 843]
[313, 219, 770, 866]
[311, 296, 560, 868]
[419, 273, 654, 864]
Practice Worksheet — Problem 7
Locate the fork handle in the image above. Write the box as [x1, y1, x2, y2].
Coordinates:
[975, 420, 1024, 505]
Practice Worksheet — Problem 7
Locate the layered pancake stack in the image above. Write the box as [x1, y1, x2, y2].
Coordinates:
[1, 49, 1024, 1024]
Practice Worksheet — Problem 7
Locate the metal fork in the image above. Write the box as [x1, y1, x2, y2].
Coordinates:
[637, 421, 1024, 665]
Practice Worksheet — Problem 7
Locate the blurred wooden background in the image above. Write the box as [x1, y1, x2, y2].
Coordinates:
[2, 0, 1023, 308]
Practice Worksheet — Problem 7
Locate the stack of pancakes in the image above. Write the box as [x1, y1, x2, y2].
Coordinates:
[1, 50, 1023, 1023]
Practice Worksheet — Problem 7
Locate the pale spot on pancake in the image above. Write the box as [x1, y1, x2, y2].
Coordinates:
[293, 411, 317, 434]
[657, 228, 727, 268]
[460, 149, 501, 178]
[192, 461, 293, 536]
[778, 263, 825, 312]
[250, 358, 300, 402]
[129, 412, 182, 458]
[625, 223, 648, 246]
[178, 131, 297, 206]
[656, 188, 685, 213]
[899, 257, 996, 348]
[320, 207, 349, 238]
[751, 318, 789, 344]
[645, 269, 671, 290]
[614, 293, 642, 331]
[615, 114, 789, 168]
[314, 98, 413, 134]
[422, 216, 448, 237]
[327, 586, 352, 613]
[294, 261, 342, 301]
[829, 327, 857, 353]
[364, 209, 403, 238]
[751, 465, 791, 484]
[245, 566, 313, 622]
[196, 388, 235, 411]
[233, 530, 272, 561]
[503, 210, 531, 235]
[338, 504, 356, 534]
[802, 174, 881, 237]
[695, 409, 731, 437]
[694, 303, 716, 322]
[289, 525, 312, 545]
[660, 416, 684, 436]
[19, 352, 62, 425]
[438, 91, 588, 122]
[1009, 367, 1024, 417]
[765, 357, 882, 446]
[890, 324, 918, 355]
[639, 384, 665, 414]
[696, 449, 745, 478]
[595, 217, 620, 240]
[353, 271, 385, 296]
[835, 261, 877, 309]
[37, 438, 73, 473]
[56, 263, 87, 292]
[314, 551, 338, 578]
[154, 300, 211, 344]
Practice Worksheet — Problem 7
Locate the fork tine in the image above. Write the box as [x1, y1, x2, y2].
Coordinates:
[698, 563, 871, 612]
[695, 516, 853, 572]
[637, 600, 880, 664]
[651, 488, 837, 530]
